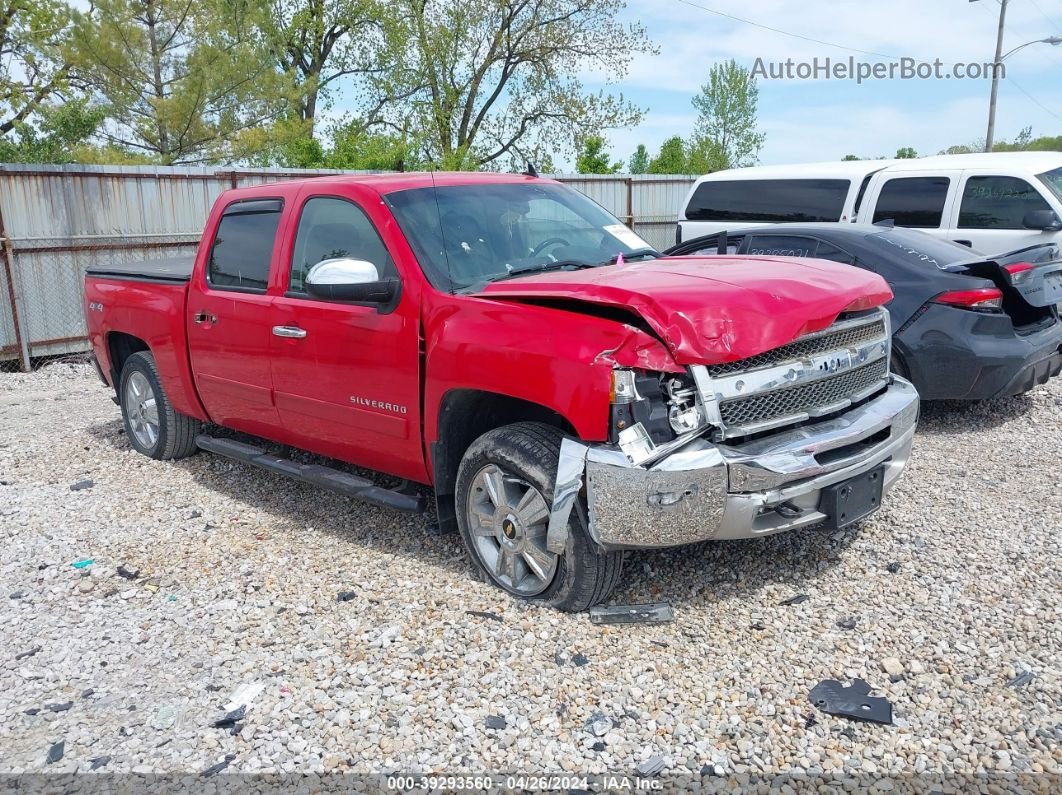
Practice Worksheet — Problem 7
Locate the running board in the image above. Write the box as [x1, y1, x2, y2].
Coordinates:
[195, 435, 427, 513]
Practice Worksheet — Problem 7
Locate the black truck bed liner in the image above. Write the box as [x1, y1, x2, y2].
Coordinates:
[85, 255, 195, 283]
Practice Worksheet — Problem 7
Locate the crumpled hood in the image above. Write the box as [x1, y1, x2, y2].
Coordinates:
[479, 255, 893, 365]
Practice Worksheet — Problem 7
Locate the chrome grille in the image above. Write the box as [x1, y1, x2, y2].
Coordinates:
[719, 358, 889, 428]
[708, 316, 888, 376]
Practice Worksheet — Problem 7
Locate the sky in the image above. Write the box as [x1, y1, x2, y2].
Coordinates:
[577, 0, 1062, 168]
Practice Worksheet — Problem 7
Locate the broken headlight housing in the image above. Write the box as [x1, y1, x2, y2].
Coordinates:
[608, 369, 709, 448]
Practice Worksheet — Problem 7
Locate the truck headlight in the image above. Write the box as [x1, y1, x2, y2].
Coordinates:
[608, 369, 708, 446]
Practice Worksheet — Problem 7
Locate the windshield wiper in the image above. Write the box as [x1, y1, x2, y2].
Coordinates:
[600, 247, 659, 266]
[488, 260, 599, 282]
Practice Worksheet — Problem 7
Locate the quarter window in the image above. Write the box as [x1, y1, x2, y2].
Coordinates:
[208, 201, 283, 291]
[684, 179, 850, 223]
[872, 177, 950, 228]
[289, 197, 395, 292]
[958, 175, 1052, 229]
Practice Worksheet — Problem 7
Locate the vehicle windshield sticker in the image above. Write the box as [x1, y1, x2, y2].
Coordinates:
[873, 233, 942, 269]
[603, 224, 650, 250]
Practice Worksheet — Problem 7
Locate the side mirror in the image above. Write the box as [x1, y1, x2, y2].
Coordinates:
[1022, 209, 1062, 232]
[305, 258, 399, 305]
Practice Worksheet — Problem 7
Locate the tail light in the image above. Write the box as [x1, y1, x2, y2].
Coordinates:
[932, 288, 1003, 312]
[1003, 262, 1035, 284]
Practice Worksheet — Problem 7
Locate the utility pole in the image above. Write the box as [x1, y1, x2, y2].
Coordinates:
[985, 0, 1009, 152]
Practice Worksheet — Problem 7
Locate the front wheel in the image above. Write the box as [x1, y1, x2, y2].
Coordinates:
[455, 422, 624, 612]
[119, 351, 201, 460]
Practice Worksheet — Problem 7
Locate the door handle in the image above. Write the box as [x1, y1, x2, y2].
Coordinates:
[193, 311, 216, 324]
[272, 325, 307, 339]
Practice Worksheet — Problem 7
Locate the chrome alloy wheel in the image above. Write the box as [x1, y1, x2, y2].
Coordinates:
[466, 464, 559, 596]
[124, 370, 160, 449]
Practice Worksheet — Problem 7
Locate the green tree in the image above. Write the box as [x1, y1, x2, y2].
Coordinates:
[690, 59, 764, 170]
[255, 0, 389, 136]
[628, 143, 649, 174]
[71, 0, 289, 163]
[842, 154, 862, 161]
[370, 0, 653, 169]
[647, 135, 688, 174]
[0, 100, 104, 163]
[895, 146, 917, 159]
[1, 0, 75, 137]
[575, 135, 621, 174]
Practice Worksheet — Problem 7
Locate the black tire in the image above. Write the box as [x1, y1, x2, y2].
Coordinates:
[119, 351, 201, 460]
[455, 422, 624, 612]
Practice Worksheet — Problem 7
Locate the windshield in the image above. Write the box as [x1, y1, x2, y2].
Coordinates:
[1038, 167, 1062, 203]
[384, 182, 656, 292]
[863, 228, 981, 270]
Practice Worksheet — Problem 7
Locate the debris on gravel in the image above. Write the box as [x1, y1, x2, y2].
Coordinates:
[1, 363, 1060, 779]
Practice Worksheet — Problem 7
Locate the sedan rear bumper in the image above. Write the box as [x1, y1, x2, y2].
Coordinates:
[548, 378, 919, 552]
[896, 304, 1062, 400]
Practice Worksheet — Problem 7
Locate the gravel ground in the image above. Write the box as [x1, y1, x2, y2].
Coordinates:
[0, 362, 1059, 786]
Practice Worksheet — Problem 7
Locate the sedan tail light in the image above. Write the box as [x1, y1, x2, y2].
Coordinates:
[932, 288, 1004, 312]
[1003, 261, 1035, 284]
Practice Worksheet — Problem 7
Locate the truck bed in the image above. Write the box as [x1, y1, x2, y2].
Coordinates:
[85, 255, 194, 283]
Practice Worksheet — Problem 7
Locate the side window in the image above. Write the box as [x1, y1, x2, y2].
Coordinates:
[684, 179, 850, 223]
[958, 175, 1052, 229]
[208, 201, 283, 291]
[872, 177, 950, 228]
[289, 197, 396, 293]
[743, 235, 817, 257]
[813, 241, 855, 265]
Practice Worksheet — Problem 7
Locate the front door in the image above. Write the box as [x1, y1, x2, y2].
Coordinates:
[186, 198, 285, 438]
[268, 191, 427, 483]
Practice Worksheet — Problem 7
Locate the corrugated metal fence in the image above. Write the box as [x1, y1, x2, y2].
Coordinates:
[0, 165, 695, 370]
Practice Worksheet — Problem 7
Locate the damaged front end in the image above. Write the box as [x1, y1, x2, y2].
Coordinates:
[547, 308, 920, 552]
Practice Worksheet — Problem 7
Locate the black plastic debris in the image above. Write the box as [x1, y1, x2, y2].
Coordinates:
[46, 741, 65, 764]
[336, 591, 357, 602]
[836, 616, 858, 631]
[189, 510, 202, 519]
[46, 702, 73, 713]
[635, 756, 665, 777]
[465, 610, 503, 623]
[15, 645, 41, 660]
[804, 713, 819, 729]
[571, 652, 589, 667]
[205, 684, 223, 693]
[24, 708, 40, 716]
[809, 678, 893, 725]
[81, 689, 95, 699]
[592, 741, 606, 752]
[201, 754, 236, 778]
[886, 562, 902, 574]
[9, 591, 24, 599]
[780, 594, 810, 606]
[117, 565, 140, 580]
[650, 640, 669, 648]
[211, 705, 246, 729]
[1006, 670, 1035, 688]
[89, 756, 111, 770]
[70, 479, 94, 491]
[749, 622, 766, 631]
[589, 602, 673, 625]
[484, 715, 506, 730]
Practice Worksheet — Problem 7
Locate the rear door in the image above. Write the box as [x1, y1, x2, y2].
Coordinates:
[953, 172, 1060, 255]
[186, 198, 286, 438]
[267, 187, 427, 483]
[868, 174, 957, 242]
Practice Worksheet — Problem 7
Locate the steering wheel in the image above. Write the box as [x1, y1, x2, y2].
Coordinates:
[531, 237, 571, 257]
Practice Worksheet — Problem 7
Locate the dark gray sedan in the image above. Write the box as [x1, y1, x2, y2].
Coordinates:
[666, 224, 1062, 400]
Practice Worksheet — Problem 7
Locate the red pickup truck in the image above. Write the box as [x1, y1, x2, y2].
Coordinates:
[84, 172, 919, 610]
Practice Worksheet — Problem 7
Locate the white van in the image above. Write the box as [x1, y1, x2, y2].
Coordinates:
[678, 152, 1062, 255]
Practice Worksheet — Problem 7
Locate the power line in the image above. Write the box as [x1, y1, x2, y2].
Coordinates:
[1027, 0, 1062, 34]
[1005, 76, 1062, 120]
[671, 0, 906, 60]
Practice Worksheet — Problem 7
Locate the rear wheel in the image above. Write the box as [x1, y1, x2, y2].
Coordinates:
[455, 422, 624, 612]
[119, 351, 200, 460]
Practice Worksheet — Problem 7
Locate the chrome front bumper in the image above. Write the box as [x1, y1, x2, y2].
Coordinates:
[547, 377, 919, 552]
